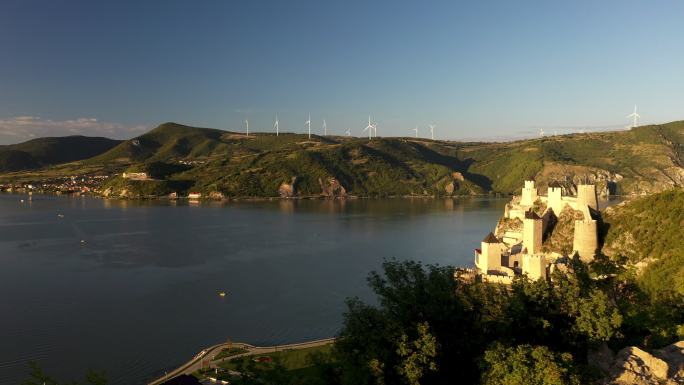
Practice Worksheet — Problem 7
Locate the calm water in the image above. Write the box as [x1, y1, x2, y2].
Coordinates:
[0, 194, 509, 384]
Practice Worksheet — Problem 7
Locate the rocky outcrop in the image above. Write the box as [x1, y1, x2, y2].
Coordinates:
[208, 191, 224, 200]
[443, 172, 470, 195]
[278, 177, 297, 198]
[452, 172, 465, 181]
[605, 341, 684, 385]
[319, 177, 346, 197]
[536, 163, 623, 196]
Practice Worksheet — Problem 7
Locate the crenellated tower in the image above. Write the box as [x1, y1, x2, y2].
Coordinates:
[577, 184, 599, 211]
[572, 219, 598, 262]
[521, 180, 538, 206]
[523, 210, 542, 254]
[547, 186, 563, 215]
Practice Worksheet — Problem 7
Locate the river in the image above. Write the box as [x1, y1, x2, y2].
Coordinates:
[0, 194, 582, 384]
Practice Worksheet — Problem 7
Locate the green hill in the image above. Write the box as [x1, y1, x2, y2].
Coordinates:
[602, 188, 684, 296]
[2, 120, 684, 198]
[90, 123, 484, 198]
[458, 120, 684, 195]
[0, 136, 121, 172]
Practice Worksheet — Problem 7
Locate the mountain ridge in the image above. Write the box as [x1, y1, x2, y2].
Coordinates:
[2, 120, 684, 198]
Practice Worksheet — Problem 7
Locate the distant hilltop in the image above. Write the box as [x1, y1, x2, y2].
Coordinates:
[1, 120, 684, 198]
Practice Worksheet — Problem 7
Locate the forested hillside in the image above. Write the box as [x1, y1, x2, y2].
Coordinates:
[602, 188, 684, 296]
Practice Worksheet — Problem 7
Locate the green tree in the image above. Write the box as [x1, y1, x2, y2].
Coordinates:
[395, 322, 438, 385]
[481, 343, 581, 385]
[574, 289, 623, 344]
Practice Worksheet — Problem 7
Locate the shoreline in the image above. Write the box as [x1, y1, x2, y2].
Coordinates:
[147, 337, 336, 385]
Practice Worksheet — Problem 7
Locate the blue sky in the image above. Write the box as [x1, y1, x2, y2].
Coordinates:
[0, 0, 683, 143]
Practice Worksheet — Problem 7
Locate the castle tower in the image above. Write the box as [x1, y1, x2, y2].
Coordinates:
[577, 184, 599, 211]
[522, 254, 547, 280]
[523, 210, 543, 254]
[573, 219, 598, 262]
[477, 233, 502, 272]
[547, 186, 563, 215]
[521, 180, 538, 206]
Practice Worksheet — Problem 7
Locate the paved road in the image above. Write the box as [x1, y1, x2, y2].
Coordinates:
[148, 338, 336, 385]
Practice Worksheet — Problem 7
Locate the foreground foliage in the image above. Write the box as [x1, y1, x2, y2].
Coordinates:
[332, 256, 682, 385]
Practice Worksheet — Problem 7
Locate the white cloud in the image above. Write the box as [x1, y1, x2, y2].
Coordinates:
[0, 116, 148, 144]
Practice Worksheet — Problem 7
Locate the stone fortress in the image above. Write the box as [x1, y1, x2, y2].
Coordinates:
[473, 180, 600, 284]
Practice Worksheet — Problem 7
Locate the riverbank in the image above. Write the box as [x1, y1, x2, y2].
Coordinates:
[148, 338, 336, 385]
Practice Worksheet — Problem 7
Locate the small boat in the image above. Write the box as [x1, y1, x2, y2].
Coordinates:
[57, 214, 64, 218]
[219, 291, 227, 297]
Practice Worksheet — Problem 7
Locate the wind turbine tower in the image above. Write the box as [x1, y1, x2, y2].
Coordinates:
[305, 113, 311, 139]
[412, 126, 418, 138]
[363, 116, 373, 140]
[323, 119, 327, 136]
[539, 128, 545, 137]
[245, 119, 249, 137]
[274, 114, 279, 136]
[627, 105, 641, 128]
[429, 124, 435, 140]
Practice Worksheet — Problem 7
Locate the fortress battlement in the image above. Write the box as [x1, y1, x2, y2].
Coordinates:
[472, 179, 600, 284]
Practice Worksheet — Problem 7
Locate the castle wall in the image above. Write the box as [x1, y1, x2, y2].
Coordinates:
[573, 219, 598, 262]
[508, 253, 523, 269]
[523, 217, 542, 254]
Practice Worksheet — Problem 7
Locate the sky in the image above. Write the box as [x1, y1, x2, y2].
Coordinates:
[1, 0, 683, 144]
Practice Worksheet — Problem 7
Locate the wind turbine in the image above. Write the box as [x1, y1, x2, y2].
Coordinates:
[323, 119, 327, 136]
[539, 128, 545, 137]
[363, 116, 373, 140]
[372, 122, 377, 138]
[428, 124, 435, 140]
[274, 114, 279, 136]
[411, 126, 418, 138]
[245, 119, 249, 137]
[305, 113, 311, 139]
[345, 128, 351, 136]
[627, 105, 641, 128]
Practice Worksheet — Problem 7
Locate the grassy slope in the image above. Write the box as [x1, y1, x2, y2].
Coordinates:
[602, 189, 684, 296]
[0, 136, 121, 172]
[2, 121, 684, 197]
